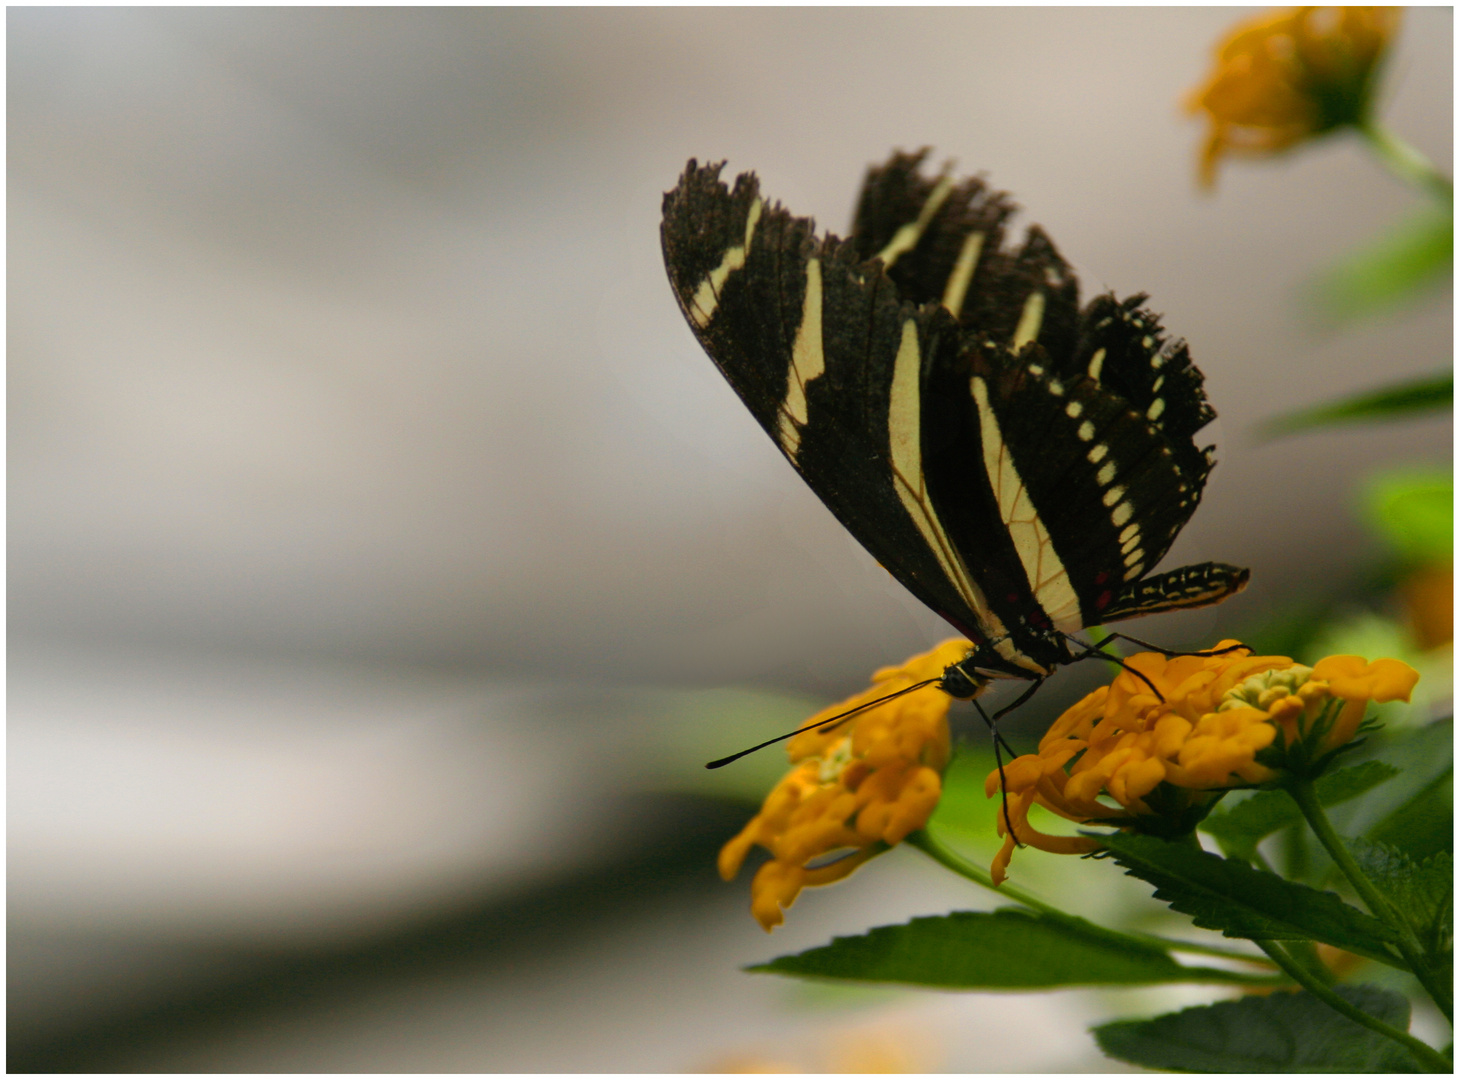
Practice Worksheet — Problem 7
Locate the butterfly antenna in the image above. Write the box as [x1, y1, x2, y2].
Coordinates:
[974, 697, 1021, 849]
[705, 678, 941, 769]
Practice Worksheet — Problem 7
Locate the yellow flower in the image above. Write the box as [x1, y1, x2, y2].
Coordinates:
[719, 639, 967, 930]
[1187, 7, 1401, 187]
[986, 642, 1419, 885]
[1224, 653, 1422, 762]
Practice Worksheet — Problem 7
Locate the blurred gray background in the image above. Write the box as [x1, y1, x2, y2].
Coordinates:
[9, 7, 1451, 1072]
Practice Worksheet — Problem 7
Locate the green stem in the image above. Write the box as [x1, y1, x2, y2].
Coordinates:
[1288, 779, 1453, 1022]
[1173, 830, 1205, 852]
[1286, 939, 1336, 987]
[1285, 820, 1310, 881]
[1358, 119, 1453, 205]
[909, 829, 1279, 973]
[1255, 940, 1451, 1073]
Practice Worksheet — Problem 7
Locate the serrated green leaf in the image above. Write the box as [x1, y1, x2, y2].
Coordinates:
[1202, 762, 1399, 860]
[1094, 984, 1420, 1072]
[749, 909, 1254, 989]
[1309, 204, 1453, 326]
[1349, 840, 1454, 954]
[1100, 834, 1400, 962]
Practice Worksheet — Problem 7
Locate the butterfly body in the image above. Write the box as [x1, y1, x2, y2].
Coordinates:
[661, 151, 1247, 697]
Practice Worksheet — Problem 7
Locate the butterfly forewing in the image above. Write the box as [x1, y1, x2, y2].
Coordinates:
[661, 160, 998, 645]
[849, 149, 1016, 320]
[660, 165, 801, 431]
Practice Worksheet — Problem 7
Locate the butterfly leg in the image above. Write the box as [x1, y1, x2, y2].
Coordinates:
[1062, 632, 1166, 700]
[990, 675, 1046, 723]
[1086, 631, 1251, 659]
[973, 696, 1023, 850]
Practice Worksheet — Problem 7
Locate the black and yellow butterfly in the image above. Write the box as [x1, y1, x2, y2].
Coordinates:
[661, 150, 1247, 713]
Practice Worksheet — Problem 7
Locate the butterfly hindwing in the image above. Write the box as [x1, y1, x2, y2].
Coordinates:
[957, 344, 1203, 627]
[1071, 294, 1216, 486]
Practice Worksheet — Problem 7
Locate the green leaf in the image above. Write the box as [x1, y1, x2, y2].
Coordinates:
[1349, 840, 1454, 953]
[1363, 469, 1454, 566]
[749, 909, 1254, 989]
[1259, 373, 1452, 440]
[1367, 768, 1453, 862]
[1202, 762, 1399, 861]
[1328, 720, 1453, 861]
[1094, 984, 1420, 1072]
[1347, 842, 1452, 1012]
[1310, 204, 1453, 326]
[1100, 833, 1400, 962]
[1310, 760, 1398, 806]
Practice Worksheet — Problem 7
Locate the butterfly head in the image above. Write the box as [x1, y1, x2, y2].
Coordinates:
[937, 661, 987, 700]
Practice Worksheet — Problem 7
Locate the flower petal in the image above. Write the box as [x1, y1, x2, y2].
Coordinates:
[1312, 655, 1421, 703]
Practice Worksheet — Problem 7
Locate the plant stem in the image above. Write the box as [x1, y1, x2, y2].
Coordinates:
[1286, 939, 1335, 986]
[1255, 940, 1451, 1073]
[908, 829, 1279, 973]
[1287, 778, 1453, 1022]
[1358, 119, 1453, 204]
[1285, 819, 1310, 881]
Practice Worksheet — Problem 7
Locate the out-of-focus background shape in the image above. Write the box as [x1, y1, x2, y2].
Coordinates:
[9, 8, 1451, 1071]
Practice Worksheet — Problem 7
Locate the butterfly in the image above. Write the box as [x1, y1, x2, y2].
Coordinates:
[660, 149, 1248, 715]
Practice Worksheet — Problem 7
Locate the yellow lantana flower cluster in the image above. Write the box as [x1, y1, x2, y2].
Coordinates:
[986, 642, 1419, 885]
[719, 639, 967, 931]
[1187, 6, 1401, 187]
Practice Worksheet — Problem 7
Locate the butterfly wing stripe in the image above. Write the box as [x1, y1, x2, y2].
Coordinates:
[688, 197, 764, 328]
[851, 151, 1019, 326]
[970, 375, 1083, 633]
[876, 172, 957, 269]
[940, 231, 985, 318]
[776, 257, 825, 460]
[887, 320, 1013, 646]
[1010, 291, 1045, 353]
